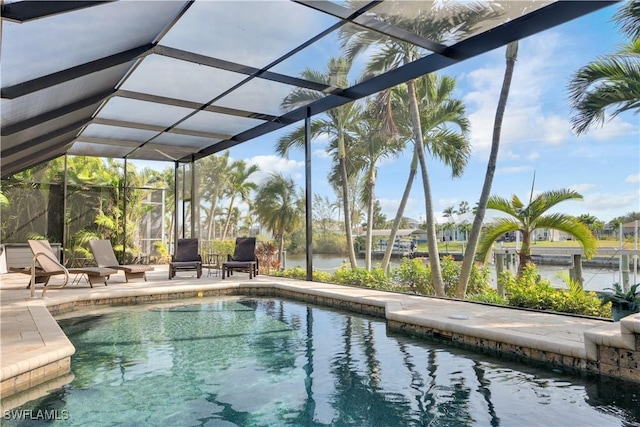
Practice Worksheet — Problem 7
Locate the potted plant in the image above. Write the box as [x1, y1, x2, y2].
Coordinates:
[600, 283, 640, 321]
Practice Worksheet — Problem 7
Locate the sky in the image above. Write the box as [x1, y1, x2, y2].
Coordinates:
[101, 1, 640, 225]
[210, 2, 639, 225]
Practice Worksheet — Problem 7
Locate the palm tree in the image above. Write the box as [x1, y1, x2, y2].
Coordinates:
[476, 189, 598, 275]
[340, 3, 497, 295]
[350, 106, 403, 270]
[276, 57, 362, 268]
[254, 173, 304, 263]
[379, 74, 470, 274]
[456, 41, 519, 298]
[458, 201, 470, 215]
[568, 0, 640, 135]
[220, 160, 259, 240]
[443, 206, 456, 217]
[199, 152, 232, 241]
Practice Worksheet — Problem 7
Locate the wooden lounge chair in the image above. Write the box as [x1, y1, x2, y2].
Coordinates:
[169, 238, 202, 279]
[222, 237, 258, 279]
[89, 239, 154, 283]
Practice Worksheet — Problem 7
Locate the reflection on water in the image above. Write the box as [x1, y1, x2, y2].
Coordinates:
[5, 298, 639, 426]
[286, 253, 639, 292]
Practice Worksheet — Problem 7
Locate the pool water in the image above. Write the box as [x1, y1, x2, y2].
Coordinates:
[5, 297, 640, 426]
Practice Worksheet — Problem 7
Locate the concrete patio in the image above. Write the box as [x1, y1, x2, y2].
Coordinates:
[1, 265, 639, 411]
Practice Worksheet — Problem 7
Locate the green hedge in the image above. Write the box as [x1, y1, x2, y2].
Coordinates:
[275, 259, 610, 318]
[499, 263, 611, 318]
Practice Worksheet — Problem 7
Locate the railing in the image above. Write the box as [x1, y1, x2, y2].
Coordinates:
[30, 252, 69, 298]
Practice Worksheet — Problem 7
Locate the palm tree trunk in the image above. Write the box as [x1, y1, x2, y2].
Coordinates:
[365, 167, 376, 271]
[221, 196, 236, 240]
[518, 228, 531, 275]
[207, 189, 223, 241]
[407, 79, 445, 296]
[381, 147, 417, 271]
[279, 233, 286, 269]
[456, 41, 518, 298]
[339, 135, 357, 268]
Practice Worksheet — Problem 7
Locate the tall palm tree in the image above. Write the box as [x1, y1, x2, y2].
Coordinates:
[341, 3, 499, 295]
[378, 74, 470, 274]
[277, 57, 363, 268]
[350, 106, 403, 270]
[456, 41, 519, 298]
[568, 0, 640, 135]
[476, 189, 597, 275]
[254, 173, 304, 263]
[220, 160, 259, 240]
[199, 152, 232, 241]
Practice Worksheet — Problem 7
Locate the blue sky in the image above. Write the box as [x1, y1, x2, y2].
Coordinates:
[118, 2, 638, 224]
[214, 3, 639, 224]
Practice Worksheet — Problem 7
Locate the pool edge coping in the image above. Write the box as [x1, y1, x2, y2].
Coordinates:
[2, 278, 639, 406]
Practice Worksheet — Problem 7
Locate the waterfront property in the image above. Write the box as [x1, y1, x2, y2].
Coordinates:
[2, 266, 639, 416]
[3, 1, 640, 423]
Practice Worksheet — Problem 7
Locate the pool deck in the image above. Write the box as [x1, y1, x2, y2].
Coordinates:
[2, 265, 639, 409]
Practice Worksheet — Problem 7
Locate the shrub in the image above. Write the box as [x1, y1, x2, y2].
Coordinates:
[275, 267, 333, 283]
[202, 239, 235, 259]
[256, 241, 280, 274]
[314, 233, 347, 255]
[501, 263, 610, 317]
[391, 258, 433, 294]
[467, 290, 508, 305]
[439, 256, 491, 297]
[332, 265, 393, 291]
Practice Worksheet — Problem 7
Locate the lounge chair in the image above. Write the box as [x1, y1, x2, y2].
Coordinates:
[169, 238, 202, 279]
[9, 240, 67, 288]
[222, 237, 258, 279]
[10, 240, 116, 290]
[89, 239, 154, 282]
[30, 240, 117, 288]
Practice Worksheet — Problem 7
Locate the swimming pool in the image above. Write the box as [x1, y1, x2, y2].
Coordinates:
[4, 297, 640, 426]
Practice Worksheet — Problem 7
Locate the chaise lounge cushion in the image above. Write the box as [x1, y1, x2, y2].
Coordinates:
[222, 237, 258, 279]
[89, 240, 154, 283]
[169, 239, 202, 279]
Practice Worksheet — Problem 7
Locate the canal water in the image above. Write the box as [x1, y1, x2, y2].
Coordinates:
[284, 253, 639, 293]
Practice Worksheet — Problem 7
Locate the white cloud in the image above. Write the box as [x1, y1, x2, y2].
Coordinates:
[246, 155, 304, 183]
[587, 116, 640, 141]
[568, 183, 597, 194]
[537, 115, 571, 145]
[463, 32, 579, 158]
[582, 191, 639, 214]
[499, 149, 520, 161]
[314, 149, 331, 159]
[377, 197, 418, 219]
[626, 173, 640, 184]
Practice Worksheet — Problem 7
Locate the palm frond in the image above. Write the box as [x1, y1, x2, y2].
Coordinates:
[534, 213, 598, 259]
[476, 218, 522, 261]
[568, 47, 640, 134]
[614, 0, 640, 40]
[424, 129, 470, 178]
[527, 189, 583, 217]
[275, 119, 326, 157]
[485, 195, 520, 217]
